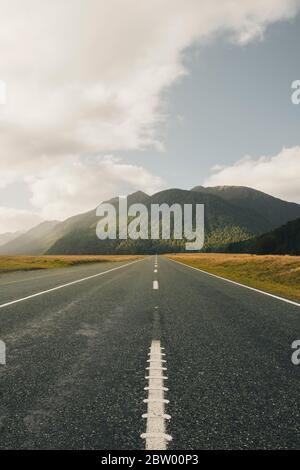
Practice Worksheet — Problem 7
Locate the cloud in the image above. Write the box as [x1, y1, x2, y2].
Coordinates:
[1, 0, 299, 164]
[204, 146, 300, 203]
[1, 0, 299, 167]
[0, 0, 299, 230]
[0, 207, 42, 233]
[26, 155, 165, 220]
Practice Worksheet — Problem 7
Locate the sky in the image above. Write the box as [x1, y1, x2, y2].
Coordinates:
[1, 0, 300, 233]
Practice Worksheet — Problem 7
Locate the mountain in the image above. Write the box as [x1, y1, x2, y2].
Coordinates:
[0, 221, 60, 255]
[46, 191, 156, 255]
[1, 186, 300, 255]
[227, 217, 300, 255]
[47, 187, 272, 255]
[192, 185, 300, 230]
[0, 231, 23, 247]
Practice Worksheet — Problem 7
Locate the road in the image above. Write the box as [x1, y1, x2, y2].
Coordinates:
[0, 255, 299, 449]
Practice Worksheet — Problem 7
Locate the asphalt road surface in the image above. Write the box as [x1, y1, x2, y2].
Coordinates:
[0, 256, 299, 450]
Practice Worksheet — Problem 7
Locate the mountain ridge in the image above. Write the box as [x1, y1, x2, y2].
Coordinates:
[0, 230, 23, 247]
[192, 185, 300, 230]
[227, 217, 300, 255]
[1, 185, 300, 255]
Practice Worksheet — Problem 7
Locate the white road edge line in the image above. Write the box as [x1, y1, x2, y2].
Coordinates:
[153, 280, 159, 290]
[0, 258, 144, 309]
[168, 257, 300, 308]
[141, 340, 172, 450]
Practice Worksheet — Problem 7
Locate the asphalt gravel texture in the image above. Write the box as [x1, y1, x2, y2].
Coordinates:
[0, 256, 299, 449]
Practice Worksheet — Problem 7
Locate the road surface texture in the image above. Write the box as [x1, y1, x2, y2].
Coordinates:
[0, 256, 299, 449]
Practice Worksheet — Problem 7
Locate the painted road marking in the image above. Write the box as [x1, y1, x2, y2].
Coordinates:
[169, 257, 300, 308]
[0, 261, 132, 287]
[141, 340, 172, 450]
[153, 280, 159, 290]
[0, 268, 79, 287]
[0, 259, 144, 310]
[154, 269, 158, 273]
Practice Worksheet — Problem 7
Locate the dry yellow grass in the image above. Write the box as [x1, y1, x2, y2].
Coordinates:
[166, 253, 300, 303]
[0, 255, 144, 274]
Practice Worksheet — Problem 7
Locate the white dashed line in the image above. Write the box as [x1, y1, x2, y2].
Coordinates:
[153, 280, 159, 290]
[141, 340, 172, 450]
[154, 269, 158, 273]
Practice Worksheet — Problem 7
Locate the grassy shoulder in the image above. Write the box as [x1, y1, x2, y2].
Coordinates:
[166, 253, 300, 303]
[0, 255, 144, 274]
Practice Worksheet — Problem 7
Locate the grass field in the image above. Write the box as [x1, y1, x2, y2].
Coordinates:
[166, 253, 300, 303]
[0, 255, 144, 274]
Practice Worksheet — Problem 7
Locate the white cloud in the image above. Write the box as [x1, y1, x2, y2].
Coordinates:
[0, 207, 42, 233]
[26, 155, 165, 220]
[1, 0, 298, 163]
[204, 147, 300, 203]
[1, 0, 299, 230]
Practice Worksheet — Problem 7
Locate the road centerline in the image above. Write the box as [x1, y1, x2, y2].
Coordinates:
[141, 340, 172, 450]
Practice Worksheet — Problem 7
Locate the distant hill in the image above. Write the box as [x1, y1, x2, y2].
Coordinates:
[192, 185, 300, 230]
[47, 188, 264, 254]
[227, 217, 300, 255]
[0, 231, 23, 247]
[0, 221, 60, 255]
[1, 186, 300, 255]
